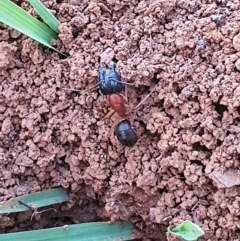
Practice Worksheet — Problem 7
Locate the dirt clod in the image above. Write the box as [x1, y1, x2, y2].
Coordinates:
[1, 0, 240, 240]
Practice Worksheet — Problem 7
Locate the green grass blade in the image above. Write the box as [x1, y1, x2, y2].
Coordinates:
[0, 0, 59, 52]
[0, 188, 69, 213]
[28, 0, 60, 33]
[0, 222, 135, 241]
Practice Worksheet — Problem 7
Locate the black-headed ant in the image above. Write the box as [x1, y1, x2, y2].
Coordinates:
[62, 61, 157, 149]
[98, 61, 139, 147]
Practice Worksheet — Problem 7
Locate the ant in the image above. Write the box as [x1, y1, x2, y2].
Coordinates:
[62, 61, 157, 148]
[99, 61, 138, 147]
[99, 61, 158, 149]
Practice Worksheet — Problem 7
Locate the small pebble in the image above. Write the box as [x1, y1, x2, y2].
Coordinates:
[197, 39, 206, 48]
[233, 33, 240, 51]
[235, 59, 240, 71]
[175, 37, 185, 50]
[211, 14, 224, 24]
[190, 1, 198, 10]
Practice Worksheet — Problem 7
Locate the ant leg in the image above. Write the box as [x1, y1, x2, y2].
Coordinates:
[128, 115, 140, 139]
[129, 115, 134, 126]
[108, 117, 119, 139]
[103, 109, 115, 119]
[122, 68, 132, 103]
[106, 117, 120, 161]
[101, 94, 107, 108]
[122, 85, 131, 114]
[124, 83, 128, 103]
[133, 83, 158, 110]
[102, 95, 115, 119]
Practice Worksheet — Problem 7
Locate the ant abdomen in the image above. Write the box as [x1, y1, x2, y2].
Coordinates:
[115, 120, 138, 147]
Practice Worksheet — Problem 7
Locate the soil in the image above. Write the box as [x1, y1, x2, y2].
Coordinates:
[1, 0, 240, 240]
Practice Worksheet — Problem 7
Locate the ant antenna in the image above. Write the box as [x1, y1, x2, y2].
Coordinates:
[61, 81, 105, 93]
[61, 87, 82, 92]
[133, 83, 158, 110]
[113, 79, 134, 86]
[61, 79, 134, 93]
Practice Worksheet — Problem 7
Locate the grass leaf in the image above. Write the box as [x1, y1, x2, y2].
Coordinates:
[0, 0, 60, 52]
[28, 0, 60, 33]
[0, 188, 69, 213]
[0, 222, 135, 241]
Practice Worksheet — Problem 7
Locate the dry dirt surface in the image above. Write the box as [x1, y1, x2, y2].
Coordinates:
[1, 0, 240, 240]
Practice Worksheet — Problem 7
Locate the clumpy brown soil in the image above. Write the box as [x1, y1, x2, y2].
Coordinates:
[1, 0, 240, 240]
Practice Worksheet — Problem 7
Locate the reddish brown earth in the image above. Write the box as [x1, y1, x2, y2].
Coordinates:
[1, 0, 240, 240]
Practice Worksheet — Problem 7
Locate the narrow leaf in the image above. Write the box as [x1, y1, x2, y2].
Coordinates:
[0, 188, 69, 213]
[0, 222, 135, 241]
[28, 0, 60, 33]
[0, 0, 60, 52]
